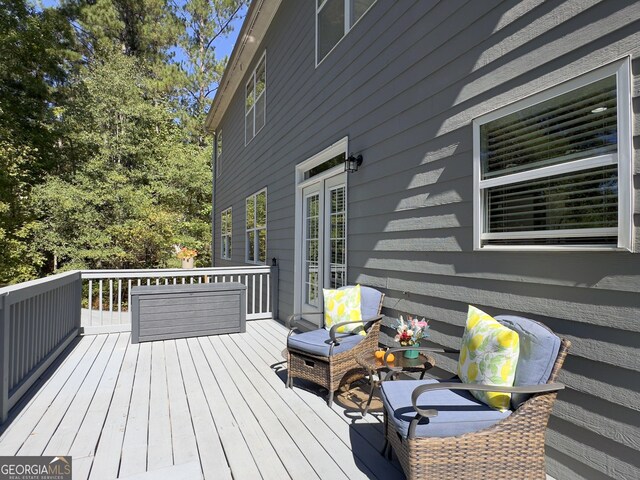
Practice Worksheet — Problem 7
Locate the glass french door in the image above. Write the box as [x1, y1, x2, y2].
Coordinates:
[301, 174, 347, 325]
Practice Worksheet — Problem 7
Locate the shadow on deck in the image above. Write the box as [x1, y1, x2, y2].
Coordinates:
[0, 320, 404, 480]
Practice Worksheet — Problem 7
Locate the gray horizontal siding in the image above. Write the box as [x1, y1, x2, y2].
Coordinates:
[213, 1, 640, 478]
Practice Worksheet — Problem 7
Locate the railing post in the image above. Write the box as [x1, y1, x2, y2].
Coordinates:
[74, 272, 82, 333]
[270, 258, 279, 321]
[0, 293, 9, 423]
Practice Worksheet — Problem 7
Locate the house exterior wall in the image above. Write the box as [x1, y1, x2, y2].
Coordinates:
[212, 1, 640, 479]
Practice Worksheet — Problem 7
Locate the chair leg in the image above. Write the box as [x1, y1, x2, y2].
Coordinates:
[380, 439, 389, 457]
[328, 390, 334, 407]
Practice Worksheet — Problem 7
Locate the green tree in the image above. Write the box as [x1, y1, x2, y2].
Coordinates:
[0, 0, 76, 283]
[176, 0, 246, 143]
[30, 52, 212, 271]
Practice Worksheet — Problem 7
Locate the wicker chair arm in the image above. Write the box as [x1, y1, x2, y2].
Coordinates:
[329, 315, 383, 344]
[405, 381, 564, 438]
[410, 382, 565, 418]
[287, 314, 303, 339]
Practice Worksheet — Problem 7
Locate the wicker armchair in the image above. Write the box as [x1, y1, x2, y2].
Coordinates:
[286, 286, 384, 406]
[380, 315, 571, 480]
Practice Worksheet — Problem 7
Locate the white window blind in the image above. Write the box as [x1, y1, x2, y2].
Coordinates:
[473, 59, 632, 250]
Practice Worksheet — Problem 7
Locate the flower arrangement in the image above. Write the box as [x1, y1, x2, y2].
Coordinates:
[395, 315, 430, 346]
[174, 245, 197, 259]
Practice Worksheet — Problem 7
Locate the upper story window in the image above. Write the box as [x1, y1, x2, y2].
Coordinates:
[316, 0, 376, 65]
[473, 58, 632, 251]
[246, 188, 267, 264]
[221, 207, 232, 260]
[245, 53, 266, 144]
[216, 129, 222, 177]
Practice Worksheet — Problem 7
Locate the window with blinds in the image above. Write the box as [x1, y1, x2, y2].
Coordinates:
[473, 59, 632, 250]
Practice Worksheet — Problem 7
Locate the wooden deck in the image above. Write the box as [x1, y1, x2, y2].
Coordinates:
[0, 320, 404, 480]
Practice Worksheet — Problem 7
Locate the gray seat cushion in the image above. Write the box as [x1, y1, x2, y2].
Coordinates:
[380, 379, 511, 439]
[287, 329, 364, 357]
[495, 315, 561, 408]
[338, 285, 383, 320]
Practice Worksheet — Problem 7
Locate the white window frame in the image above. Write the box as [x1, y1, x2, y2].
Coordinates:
[472, 57, 633, 252]
[221, 207, 232, 260]
[293, 136, 349, 318]
[315, 0, 377, 67]
[245, 51, 266, 145]
[245, 188, 267, 265]
[216, 129, 222, 178]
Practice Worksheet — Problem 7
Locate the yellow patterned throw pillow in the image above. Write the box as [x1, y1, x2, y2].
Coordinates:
[457, 305, 520, 411]
[323, 285, 364, 336]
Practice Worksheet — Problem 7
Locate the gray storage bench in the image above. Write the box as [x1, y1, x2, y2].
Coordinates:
[131, 282, 246, 343]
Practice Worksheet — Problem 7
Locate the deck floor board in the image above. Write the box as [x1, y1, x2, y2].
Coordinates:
[0, 320, 403, 479]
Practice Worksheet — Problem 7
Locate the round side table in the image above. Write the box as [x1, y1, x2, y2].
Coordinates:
[355, 350, 435, 417]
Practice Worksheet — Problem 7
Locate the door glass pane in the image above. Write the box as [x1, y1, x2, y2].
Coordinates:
[318, 0, 345, 61]
[329, 186, 346, 288]
[305, 193, 320, 306]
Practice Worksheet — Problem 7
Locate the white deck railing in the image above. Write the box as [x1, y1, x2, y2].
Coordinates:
[0, 271, 81, 423]
[0, 265, 279, 421]
[80, 266, 278, 331]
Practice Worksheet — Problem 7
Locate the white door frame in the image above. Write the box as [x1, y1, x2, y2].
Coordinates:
[293, 136, 349, 324]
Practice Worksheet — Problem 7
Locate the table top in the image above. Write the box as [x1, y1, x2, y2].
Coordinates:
[356, 349, 435, 372]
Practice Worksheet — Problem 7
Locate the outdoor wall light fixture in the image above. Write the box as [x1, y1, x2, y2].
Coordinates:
[345, 154, 363, 173]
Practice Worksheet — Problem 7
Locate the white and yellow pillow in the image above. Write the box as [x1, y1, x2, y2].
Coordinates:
[457, 305, 520, 411]
[323, 285, 364, 335]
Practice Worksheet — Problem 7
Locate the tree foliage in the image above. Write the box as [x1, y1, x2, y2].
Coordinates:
[0, 0, 246, 285]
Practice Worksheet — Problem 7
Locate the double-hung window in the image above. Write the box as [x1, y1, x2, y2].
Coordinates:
[246, 189, 267, 264]
[245, 53, 266, 144]
[316, 0, 376, 65]
[473, 58, 632, 250]
[221, 207, 232, 260]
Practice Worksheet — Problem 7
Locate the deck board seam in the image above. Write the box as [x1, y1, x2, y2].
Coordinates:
[16, 334, 111, 456]
[70, 333, 132, 480]
[87, 335, 140, 480]
[247, 322, 400, 479]
[43, 333, 124, 457]
[223, 332, 378, 480]
[194, 335, 291, 480]
[214, 335, 339, 479]
[0, 335, 97, 447]
[206, 335, 317, 480]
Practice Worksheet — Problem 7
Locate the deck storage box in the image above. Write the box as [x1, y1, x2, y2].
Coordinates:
[131, 282, 246, 343]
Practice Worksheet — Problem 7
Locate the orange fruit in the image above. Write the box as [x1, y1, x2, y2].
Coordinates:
[374, 350, 384, 359]
[386, 353, 395, 363]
